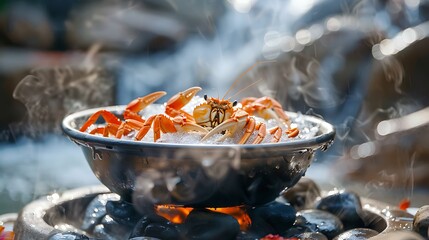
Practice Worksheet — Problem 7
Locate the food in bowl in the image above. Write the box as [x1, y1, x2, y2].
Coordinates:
[78, 86, 307, 144]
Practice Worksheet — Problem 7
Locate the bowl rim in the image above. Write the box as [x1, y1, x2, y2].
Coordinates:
[62, 105, 335, 151]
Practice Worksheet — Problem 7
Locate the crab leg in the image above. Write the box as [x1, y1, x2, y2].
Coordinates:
[201, 110, 249, 143]
[269, 126, 282, 143]
[286, 127, 299, 138]
[238, 117, 256, 144]
[135, 114, 209, 142]
[124, 91, 167, 121]
[241, 96, 291, 128]
[252, 122, 267, 144]
[80, 110, 122, 132]
[135, 115, 157, 141]
[116, 119, 146, 138]
[165, 86, 202, 120]
[89, 123, 120, 137]
[170, 116, 209, 134]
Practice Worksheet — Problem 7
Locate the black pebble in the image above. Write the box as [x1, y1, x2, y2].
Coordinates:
[106, 200, 142, 227]
[182, 209, 240, 240]
[333, 228, 378, 240]
[129, 214, 180, 240]
[81, 193, 119, 231]
[295, 209, 344, 239]
[248, 201, 296, 235]
[314, 190, 365, 230]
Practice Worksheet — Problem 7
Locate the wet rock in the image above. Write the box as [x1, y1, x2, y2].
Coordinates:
[333, 228, 378, 240]
[297, 232, 328, 240]
[247, 213, 276, 237]
[370, 230, 425, 240]
[106, 200, 142, 227]
[314, 190, 365, 230]
[295, 209, 344, 239]
[283, 225, 314, 238]
[100, 215, 133, 239]
[48, 232, 90, 240]
[248, 201, 296, 235]
[81, 193, 120, 231]
[182, 209, 240, 240]
[93, 224, 116, 240]
[282, 177, 321, 210]
[129, 214, 180, 240]
[413, 205, 429, 238]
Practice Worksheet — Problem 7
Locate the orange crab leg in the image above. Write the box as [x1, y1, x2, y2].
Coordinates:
[238, 117, 255, 144]
[126, 91, 167, 113]
[124, 91, 167, 121]
[80, 110, 121, 132]
[241, 97, 292, 128]
[159, 115, 178, 133]
[252, 122, 267, 144]
[135, 115, 156, 141]
[273, 106, 291, 127]
[165, 86, 201, 120]
[89, 123, 120, 137]
[201, 110, 249, 143]
[269, 126, 282, 143]
[286, 127, 299, 138]
[116, 119, 146, 138]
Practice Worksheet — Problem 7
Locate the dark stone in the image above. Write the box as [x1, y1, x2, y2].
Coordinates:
[413, 205, 429, 238]
[248, 201, 296, 234]
[48, 232, 90, 240]
[333, 228, 378, 240]
[81, 193, 119, 231]
[295, 209, 344, 239]
[144, 223, 181, 240]
[247, 213, 276, 237]
[129, 214, 180, 240]
[314, 190, 365, 230]
[100, 215, 133, 239]
[106, 200, 142, 227]
[182, 209, 240, 240]
[283, 225, 314, 238]
[282, 177, 321, 210]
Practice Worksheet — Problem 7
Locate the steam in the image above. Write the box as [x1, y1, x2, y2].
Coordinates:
[0, 135, 99, 204]
[12, 45, 114, 138]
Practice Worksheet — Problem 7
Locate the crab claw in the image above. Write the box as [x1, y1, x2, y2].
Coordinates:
[165, 86, 202, 118]
[124, 91, 167, 121]
[126, 91, 167, 113]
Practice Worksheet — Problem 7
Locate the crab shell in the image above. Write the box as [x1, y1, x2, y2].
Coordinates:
[193, 97, 236, 130]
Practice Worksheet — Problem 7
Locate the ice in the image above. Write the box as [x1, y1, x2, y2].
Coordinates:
[83, 97, 320, 145]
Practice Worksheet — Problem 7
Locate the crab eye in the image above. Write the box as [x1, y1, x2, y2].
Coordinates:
[232, 100, 237, 107]
[204, 94, 207, 101]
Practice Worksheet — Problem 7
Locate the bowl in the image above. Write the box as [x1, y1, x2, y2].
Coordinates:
[62, 105, 335, 207]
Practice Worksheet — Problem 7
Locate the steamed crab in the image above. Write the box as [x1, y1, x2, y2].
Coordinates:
[79, 87, 299, 144]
